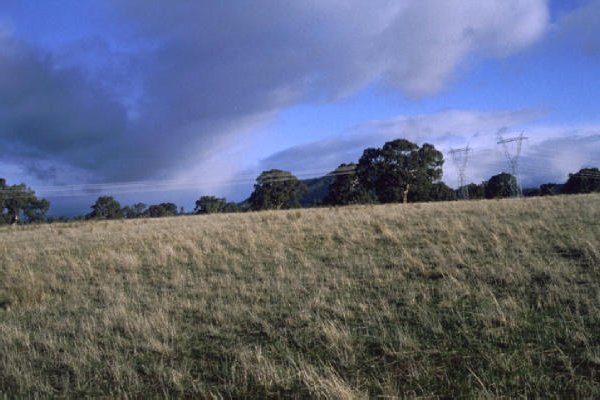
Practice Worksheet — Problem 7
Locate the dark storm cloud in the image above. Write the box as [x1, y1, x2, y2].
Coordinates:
[0, 33, 222, 183]
[1, 1, 549, 186]
[0, 36, 129, 180]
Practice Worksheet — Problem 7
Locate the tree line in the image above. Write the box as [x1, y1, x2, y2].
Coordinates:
[2, 139, 599, 224]
[245, 139, 600, 209]
[0, 178, 49, 225]
[84, 195, 240, 220]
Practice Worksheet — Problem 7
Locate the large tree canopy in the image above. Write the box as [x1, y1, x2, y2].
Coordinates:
[249, 169, 306, 211]
[194, 196, 238, 214]
[195, 196, 226, 214]
[0, 178, 50, 224]
[324, 163, 372, 206]
[146, 203, 178, 218]
[426, 182, 456, 202]
[563, 168, 600, 194]
[485, 173, 518, 199]
[122, 203, 147, 219]
[87, 196, 123, 220]
[356, 139, 444, 204]
[457, 182, 486, 200]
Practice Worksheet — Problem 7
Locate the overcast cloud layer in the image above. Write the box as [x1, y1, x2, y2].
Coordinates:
[1, 1, 551, 189]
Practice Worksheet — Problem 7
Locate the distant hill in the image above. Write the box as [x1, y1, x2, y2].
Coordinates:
[299, 175, 334, 207]
[238, 174, 334, 209]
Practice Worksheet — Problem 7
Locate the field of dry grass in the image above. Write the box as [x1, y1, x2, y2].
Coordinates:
[1, 194, 599, 397]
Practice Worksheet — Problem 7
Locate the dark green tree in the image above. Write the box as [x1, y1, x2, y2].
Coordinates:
[485, 173, 518, 199]
[249, 169, 306, 211]
[87, 196, 123, 220]
[0, 179, 50, 224]
[563, 168, 600, 194]
[457, 183, 486, 200]
[195, 196, 227, 214]
[23, 198, 50, 223]
[356, 139, 444, 204]
[145, 203, 178, 218]
[324, 163, 373, 205]
[122, 203, 147, 219]
[223, 202, 239, 213]
[427, 182, 456, 202]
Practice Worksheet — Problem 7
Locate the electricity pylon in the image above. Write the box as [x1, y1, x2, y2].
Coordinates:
[497, 131, 528, 197]
[449, 146, 472, 200]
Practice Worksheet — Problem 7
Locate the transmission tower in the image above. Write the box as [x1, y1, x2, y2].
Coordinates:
[497, 131, 528, 197]
[449, 146, 472, 200]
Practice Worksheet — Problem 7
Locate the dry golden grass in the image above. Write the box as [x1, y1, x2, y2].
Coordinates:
[1, 194, 599, 397]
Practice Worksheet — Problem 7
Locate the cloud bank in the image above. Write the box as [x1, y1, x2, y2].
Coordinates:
[1, 1, 549, 188]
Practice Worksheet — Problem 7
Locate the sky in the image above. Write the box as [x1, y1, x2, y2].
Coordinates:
[1, 0, 599, 216]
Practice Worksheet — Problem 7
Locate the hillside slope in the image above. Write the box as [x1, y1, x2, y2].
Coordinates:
[300, 175, 335, 206]
[1, 194, 599, 397]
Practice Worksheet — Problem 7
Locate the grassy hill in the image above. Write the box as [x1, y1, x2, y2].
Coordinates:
[1, 194, 599, 397]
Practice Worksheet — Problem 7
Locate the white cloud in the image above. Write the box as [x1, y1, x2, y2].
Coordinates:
[260, 108, 600, 188]
[118, 1, 549, 99]
[380, 0, 549, 95]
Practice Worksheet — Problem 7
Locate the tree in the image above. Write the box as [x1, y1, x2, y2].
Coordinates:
[0, 179, 50, 224]
[356, 139, 444, 204]
[457, 183, 486, 200]
[485, 173, 518, 199]
[427, 182, 456, 202]
[87, 196, 123, 220]
[563, 168, 600, 194]
[249, 169, 306, 211]
[324, 163, 373, 206]
[145, 203, 178, 218]
[195, 196, 227, 214]
[122, 203, 147, 219]
[223, 202, 239, 213]
[194, 196, 238, 214]
[23, 198, 50, 223]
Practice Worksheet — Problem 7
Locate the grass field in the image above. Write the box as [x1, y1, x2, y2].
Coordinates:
[1, 194, 599, 398]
